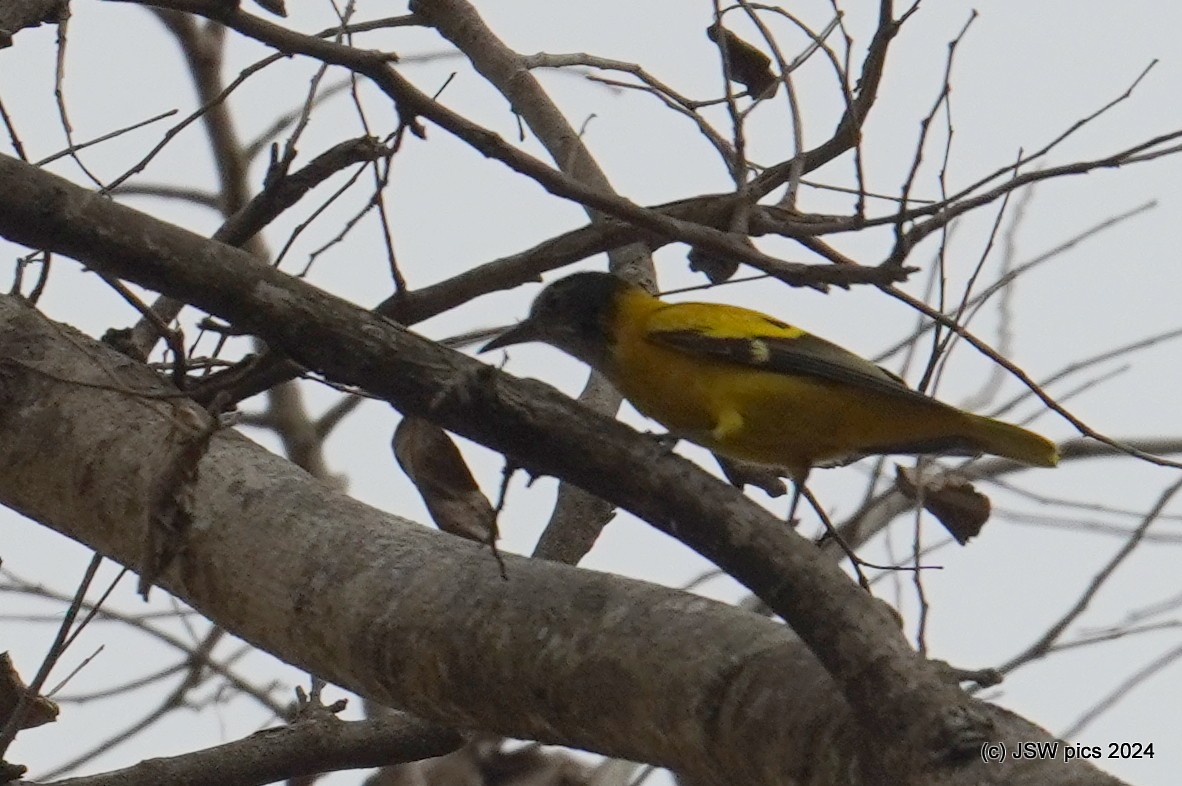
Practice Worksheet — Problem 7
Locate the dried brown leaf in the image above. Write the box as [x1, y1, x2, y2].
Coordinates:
[393, 417, 495, 543]
[895, 465, 992, 545]
[706, 23, 778, 99]
[0, 652, 58, 732]
[687, 247, 740, 285]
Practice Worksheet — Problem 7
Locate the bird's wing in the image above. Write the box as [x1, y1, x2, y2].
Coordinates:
[644, 301, 935, 404]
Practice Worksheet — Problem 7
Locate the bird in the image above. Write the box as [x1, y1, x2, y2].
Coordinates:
[481, 272, 1059, 487]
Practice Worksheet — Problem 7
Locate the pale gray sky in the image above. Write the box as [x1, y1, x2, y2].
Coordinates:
[1, 1, 1179, 783]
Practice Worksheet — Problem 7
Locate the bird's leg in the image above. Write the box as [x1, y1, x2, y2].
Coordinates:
[785, 466, 811, 526]
[785, 482, 804, 528]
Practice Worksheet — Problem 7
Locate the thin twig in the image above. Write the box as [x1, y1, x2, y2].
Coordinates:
[998, 475, 1182, 676]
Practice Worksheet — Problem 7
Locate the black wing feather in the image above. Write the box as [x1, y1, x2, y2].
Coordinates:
[649, 327, 939, 406]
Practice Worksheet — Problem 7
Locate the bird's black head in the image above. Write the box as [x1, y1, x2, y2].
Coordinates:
[481, 272, 631, 369]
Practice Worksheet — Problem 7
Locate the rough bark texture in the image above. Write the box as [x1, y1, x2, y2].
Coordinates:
[0, 295, 841, 782]
[0, 0, 67, 48]
[0, 152, 1129, 785]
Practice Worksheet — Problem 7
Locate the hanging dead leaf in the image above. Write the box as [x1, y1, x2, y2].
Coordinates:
[895, 465, 992, 545]
[0, 652, 59, 731]
[706, 23, 778, 99]
[393, 417, 495, 543]
[688, 247, 740, 285]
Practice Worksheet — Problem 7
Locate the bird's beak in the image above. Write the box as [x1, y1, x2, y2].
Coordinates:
[479, 320, 542, 352]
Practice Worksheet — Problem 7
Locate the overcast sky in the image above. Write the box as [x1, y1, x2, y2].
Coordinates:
[1, 2, 1180, 784]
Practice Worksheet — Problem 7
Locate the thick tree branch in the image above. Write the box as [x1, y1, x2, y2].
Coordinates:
[0, 293, 860, 784]
[0, 155, 1123, 785]
[0, 0, 67, 48]
[47, 712, 460, 786]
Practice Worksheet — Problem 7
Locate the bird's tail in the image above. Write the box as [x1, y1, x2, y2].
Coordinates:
[964, 413, 1059, 467]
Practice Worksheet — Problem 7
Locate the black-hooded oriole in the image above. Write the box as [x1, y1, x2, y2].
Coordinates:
[482, 272, 1059, 482]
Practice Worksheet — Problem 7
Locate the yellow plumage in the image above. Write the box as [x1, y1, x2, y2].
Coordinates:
[483, 272, 1058, 482]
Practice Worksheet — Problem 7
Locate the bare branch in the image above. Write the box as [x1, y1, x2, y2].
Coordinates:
[41, 712, 461, 786]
